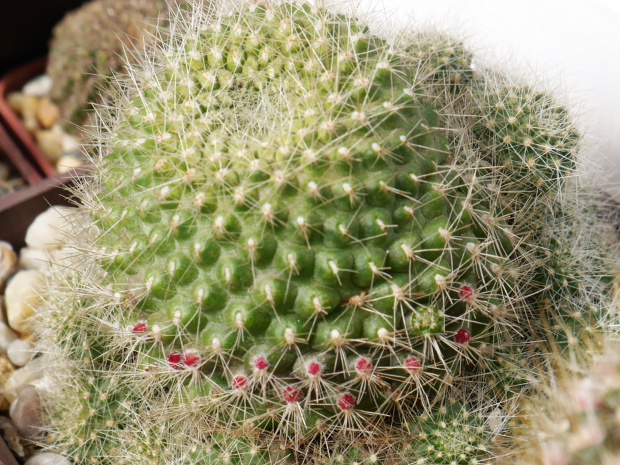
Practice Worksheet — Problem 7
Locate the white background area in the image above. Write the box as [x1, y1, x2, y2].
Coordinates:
[352, 0, 620, 193]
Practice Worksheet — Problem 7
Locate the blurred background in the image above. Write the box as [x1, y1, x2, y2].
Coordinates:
[1, 0, 618, 189]
[357, 0, 620, 190]
[0, 1, 86, 75]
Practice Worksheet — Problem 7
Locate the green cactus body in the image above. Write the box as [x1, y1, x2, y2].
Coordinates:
[402, 402, 495, 465]
[34, 1, 596, 463]
[403, 34, 474, 93]
[474, 85, 579, 198]
[90, 0, 524, 439]
[317, 445, 383, 465]
[531, 196, 618, 357]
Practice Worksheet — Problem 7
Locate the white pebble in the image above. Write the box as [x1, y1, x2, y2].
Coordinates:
[10, 384, 43, 438]
[22, 75, 53, 98]
[25, 453, 71, 465]
[35, 126, 64, 162]
[25, 206, 76, 250]
[19, 246, 78, 272]
[0, 241, 18, 288]
[2, 365, 37, 403]
[1, 359, 45, 404]
[5, 269, 45, 334]
[20, 246, 75, 271]
[57, 155, 84, 174]
[62, 132, 80, 153]
[0, 321, 18, 353]
[7, 339, 33, 366]
[49, 246, 79, 269]
[24, 356, 46, 379]
[19, 247, 55, 272]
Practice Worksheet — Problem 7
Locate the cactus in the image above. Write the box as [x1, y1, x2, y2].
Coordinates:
[473, 83, 579, 198]
[402, 400, 500, 465]
[496, 192, 620, 465]
[47, 0, 187, 132]
[32, 1, 620, 464]
[509, 336, 620, 465]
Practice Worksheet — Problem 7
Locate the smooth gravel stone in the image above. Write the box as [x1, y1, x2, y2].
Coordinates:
[0, 417, 25, 458]
[19, 247, 55, 272]
[49, 248, 68, 268]
[35, 127, 64, 163]
[2, 367, 35, 403]
[7, 339, 33, 367]
[24, 357, 45, 379]
[22, 96, 40, 133]
[5, 269, 45, 334]
[25, 206, 76, 250]
[0, 356, 15, 410]
[0, 162, 8, 181]
[21, 246, 79, 271]
[62, 132, 80, 153]
[10, 385, 43, 438]
[0, 241, 18, 290]
[1, 358, 44, 403]
[57, 154, 84, 174]
[37, 98, 60, 129]
[25, 453, 71, 465]
[22, 75, 53, 98]
[49, 246, 79, 269]
[0, 321, 18, 353]
[6, 92, 25, 114]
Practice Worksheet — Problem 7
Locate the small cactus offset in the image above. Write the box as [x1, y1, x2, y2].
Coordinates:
[473, 83, 579, 197]
[47, 0, 188, 132]
[33, 1, 619, 464]
[401, 400, 499, 465]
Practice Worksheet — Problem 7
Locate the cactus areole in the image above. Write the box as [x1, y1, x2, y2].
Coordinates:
[39, 0, 584, 463]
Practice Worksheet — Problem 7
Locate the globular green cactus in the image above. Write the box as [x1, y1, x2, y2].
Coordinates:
[401, 32, 474, 94]
[33, 1, 617, 464]
[402, 401, 497, 465]
[47, 0, 187, 132]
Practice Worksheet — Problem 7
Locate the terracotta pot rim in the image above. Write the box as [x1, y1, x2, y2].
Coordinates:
[0, 120, 42, 186]
[0, 168, 84, 247]
[0, 57, 57, 179]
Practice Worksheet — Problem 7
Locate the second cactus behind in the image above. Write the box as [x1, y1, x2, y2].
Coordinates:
[511, 338, 620, 465]
[47, 0, 186, 131]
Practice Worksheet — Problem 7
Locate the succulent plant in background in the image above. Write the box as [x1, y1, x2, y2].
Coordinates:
[509, 336, 620, 465]
[32, 1, 619, 464]
[46, 0, 187, 133]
